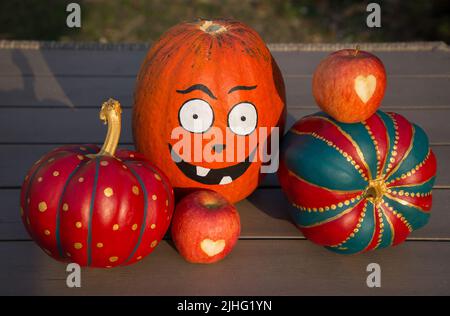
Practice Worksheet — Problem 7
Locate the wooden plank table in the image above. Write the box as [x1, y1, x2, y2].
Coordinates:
[0, 41, 449, 295]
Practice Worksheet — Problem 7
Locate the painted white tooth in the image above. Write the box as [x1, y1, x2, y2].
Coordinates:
[196, 166, 210, 177]
[219, 176, 233, 185]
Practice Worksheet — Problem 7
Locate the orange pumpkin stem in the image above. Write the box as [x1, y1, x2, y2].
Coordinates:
[96, 98, 122, 157]
[199, 20, 227, 34]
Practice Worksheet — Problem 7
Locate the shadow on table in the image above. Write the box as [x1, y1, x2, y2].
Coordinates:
[0, 49, 73, 108]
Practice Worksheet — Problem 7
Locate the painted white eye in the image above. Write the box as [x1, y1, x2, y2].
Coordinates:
[228, 102, 258, 136]
[178, 99, 214, 133]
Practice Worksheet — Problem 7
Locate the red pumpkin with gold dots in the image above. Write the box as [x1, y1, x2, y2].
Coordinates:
[20, 99, 174, 268]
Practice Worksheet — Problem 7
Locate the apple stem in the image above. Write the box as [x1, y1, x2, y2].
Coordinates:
[353, 45, 360, 56]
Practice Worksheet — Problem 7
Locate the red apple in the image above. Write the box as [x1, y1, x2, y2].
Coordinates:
[171, 190, 240, 264]
[312, 48, 387, 123]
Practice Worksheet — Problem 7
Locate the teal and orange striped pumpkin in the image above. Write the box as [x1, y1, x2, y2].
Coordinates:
[278, 111, 437, 254]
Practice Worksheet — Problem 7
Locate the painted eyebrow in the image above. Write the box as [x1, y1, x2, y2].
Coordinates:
[176, 84, 217, 100]
[228, 85, 257, 94]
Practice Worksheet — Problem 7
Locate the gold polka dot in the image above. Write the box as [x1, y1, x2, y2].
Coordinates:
[137, 256, 142, 260]
[154, 173, 161, 181]
[132, 186, 139, 195]
[96, 242, 103, 248]
[112, 224, 119, 231]
[53, 171, 59, 177]
[152, 194, 157, 201]
[38, 201, 47, 212]
[62, 203, 69, 211]
[75, 221, 82, 228]
[104, 187, 113, 197]
[109, 256, 118, 262]
[150, 224, 156, 229]
[129, 154, 135, 158]
[44, 229, 51, 236]
[77, 155, 84, 160]
[37, 177, 43, 182]
[132, 224, 138, 231]
[100, 160, 109, 166]
[74, 242, 83, 250]
[78, 177, 84, 183]
[165, 200, 169, 206]
[150, 240, 158, 248]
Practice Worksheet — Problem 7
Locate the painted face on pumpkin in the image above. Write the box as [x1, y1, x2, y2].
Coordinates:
[133, 20, 286, 203]
[169, 83, 259, 186]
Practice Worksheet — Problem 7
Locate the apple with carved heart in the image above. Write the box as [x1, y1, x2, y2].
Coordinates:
[312, 48, 387, 123]
[171, 190, 240, 263]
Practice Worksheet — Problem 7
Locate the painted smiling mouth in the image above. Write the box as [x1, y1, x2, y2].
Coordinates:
[169, 144, 256, 185]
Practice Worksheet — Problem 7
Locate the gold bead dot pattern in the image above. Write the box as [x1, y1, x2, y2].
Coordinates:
[132, 224, 138, 231]
[53, 171, 59, 177]
[150, 240, 158, 248]
[113, 224, 119, 231]
[74, 243, 83, 250]
[109, 256, 118, 263]
[96, 242, 104, 248]
[62, 203, 69, 211]
[38, 201, 47, 212]
[132, 186, 139, 195]
[75, 221, 82, 228]
[104, 187, 113, 197]
[302, 132, 368, 181]
[386, 150, 431, 185]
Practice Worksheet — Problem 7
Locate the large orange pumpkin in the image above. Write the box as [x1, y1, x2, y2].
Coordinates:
[133, 19, 286, 203]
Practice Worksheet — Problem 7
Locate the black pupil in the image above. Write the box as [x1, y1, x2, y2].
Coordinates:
[240, 116, 246, 121]
[193, 114, 198, 119]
